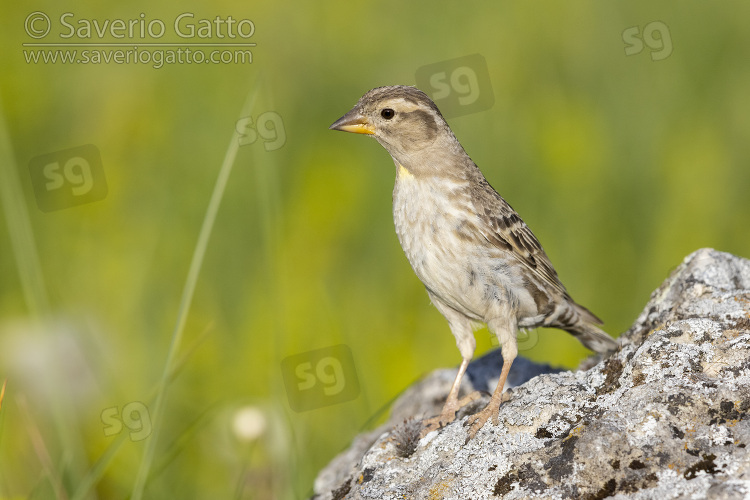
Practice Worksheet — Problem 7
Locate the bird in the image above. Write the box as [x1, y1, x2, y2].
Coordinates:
[329, 85, 618, 439]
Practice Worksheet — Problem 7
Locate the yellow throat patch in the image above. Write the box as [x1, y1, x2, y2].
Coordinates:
[397, 163, 414, 179]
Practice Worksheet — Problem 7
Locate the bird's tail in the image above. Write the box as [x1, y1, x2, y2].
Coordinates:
[565, 321, 619, 354]
[560, 302, 619, 354]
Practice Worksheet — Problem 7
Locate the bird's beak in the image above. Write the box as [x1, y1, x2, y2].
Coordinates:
[329, 109, 375, 135]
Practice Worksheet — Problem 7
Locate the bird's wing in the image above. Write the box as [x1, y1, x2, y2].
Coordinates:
[468, 175, 570, 299]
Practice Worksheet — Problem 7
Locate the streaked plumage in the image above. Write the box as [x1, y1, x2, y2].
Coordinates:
[330, 85, 618, 438]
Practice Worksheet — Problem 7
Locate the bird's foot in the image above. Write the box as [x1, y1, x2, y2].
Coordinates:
[464, 391, 511, 441]
[420, 391, 483, 438]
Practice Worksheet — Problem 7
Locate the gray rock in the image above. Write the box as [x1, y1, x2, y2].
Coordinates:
[313, 248, 750, 499]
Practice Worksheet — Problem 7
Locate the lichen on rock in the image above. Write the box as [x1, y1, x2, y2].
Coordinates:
[313, 249, 750, 499]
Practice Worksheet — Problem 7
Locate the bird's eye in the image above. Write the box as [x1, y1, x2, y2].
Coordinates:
[381, 108, 395, 120]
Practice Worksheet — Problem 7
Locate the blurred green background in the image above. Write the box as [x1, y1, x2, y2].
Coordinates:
[1, 1, 749, 498]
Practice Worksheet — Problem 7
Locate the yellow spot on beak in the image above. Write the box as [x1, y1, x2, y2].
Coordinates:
[330, 111, 376, 135]
[336, 123, 375, 135]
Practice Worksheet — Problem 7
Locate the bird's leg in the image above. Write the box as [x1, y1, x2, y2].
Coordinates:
[464, 355, 514, 439]
[420, 357, 482, 437]
[420, 293, 483, 437]
[465, 319, 518, 440]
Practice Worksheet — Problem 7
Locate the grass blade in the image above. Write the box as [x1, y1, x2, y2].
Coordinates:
[131, 78, 262, 499]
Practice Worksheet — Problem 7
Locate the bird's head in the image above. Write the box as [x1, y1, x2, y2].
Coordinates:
[329, 85, 461, 167]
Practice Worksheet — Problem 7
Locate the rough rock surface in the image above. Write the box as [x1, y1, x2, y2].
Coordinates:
[313, 248, 750, 499]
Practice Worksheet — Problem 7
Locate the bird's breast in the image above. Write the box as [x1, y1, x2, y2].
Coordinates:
[392, 166, 509, 320]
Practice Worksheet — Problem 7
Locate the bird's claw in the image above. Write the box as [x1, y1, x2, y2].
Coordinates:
[464, 392, 510, 441]
[420, 413, 454, 438]
[419, 391, 484, 438]
[464, 406, 497, 441]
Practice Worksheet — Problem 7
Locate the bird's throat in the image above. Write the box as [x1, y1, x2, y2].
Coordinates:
[396, 162, 415, 180]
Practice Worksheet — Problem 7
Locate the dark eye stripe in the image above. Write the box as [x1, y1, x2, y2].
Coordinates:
[404, 109, 439, 135]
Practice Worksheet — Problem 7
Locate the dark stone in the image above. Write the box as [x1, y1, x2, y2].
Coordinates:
[544, 435, 578, 481]
[585, 478, 617, 500]
[361, 467, 374, 483]
[684, 454, 719, 480]
[330, 478, 351, 500]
